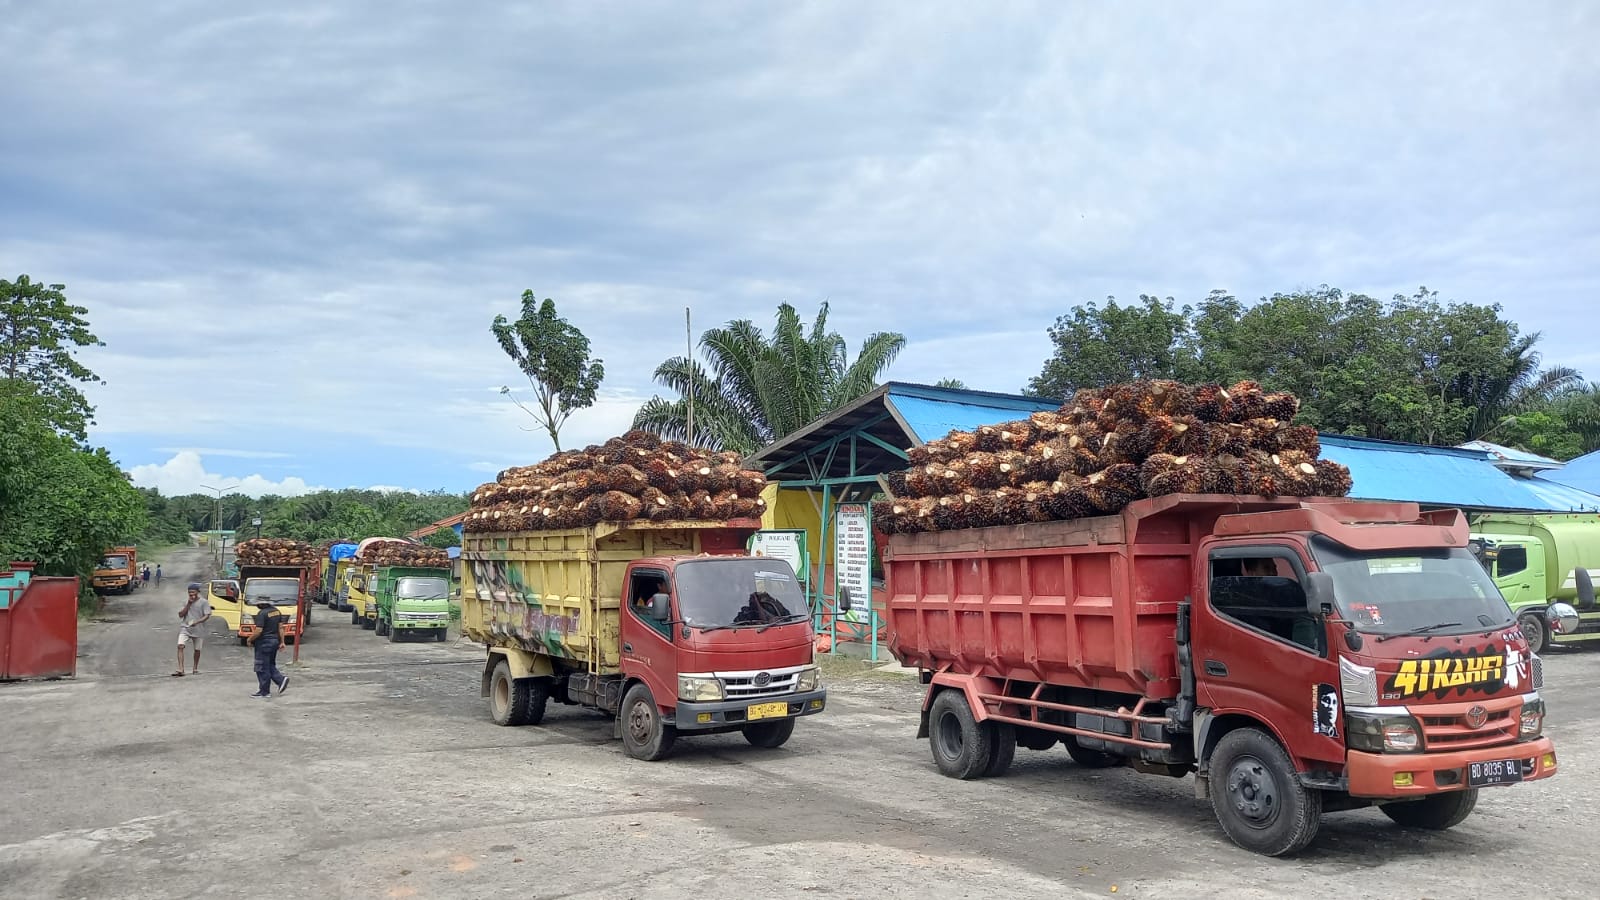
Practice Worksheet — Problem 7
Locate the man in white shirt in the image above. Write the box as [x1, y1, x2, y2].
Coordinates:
[175, 583, 212, 676]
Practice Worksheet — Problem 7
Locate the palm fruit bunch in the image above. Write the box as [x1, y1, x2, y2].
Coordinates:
[873, 380, 1353, 534]
[464, 430, 769, 534]
[236, 538, 316, 567]
[356, 539, 450, 569]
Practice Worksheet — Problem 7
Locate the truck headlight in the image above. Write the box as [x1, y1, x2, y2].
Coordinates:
[1521, 698, 1545, 737]
[794, 665, 821, 692]
[677, 676, 725, 702]
[1346, 712, 1424, 753]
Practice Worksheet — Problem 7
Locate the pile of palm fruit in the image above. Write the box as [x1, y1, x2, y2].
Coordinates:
[873, 380, 1354, 534]
[236, 538, 316, 566]
[356, 539, 449, 568]
[464, 430, 769, 533]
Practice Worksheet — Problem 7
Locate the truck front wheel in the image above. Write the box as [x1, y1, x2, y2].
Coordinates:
[928, 690, 993, 780]
[743, 718, 796, 748]
[1380, 789, 1478, 830]
[621, 683, 676, 761]
[1210, 727, 1322, 856]
[1518, 612, 1549, 654]
[488, 659, 531, 727]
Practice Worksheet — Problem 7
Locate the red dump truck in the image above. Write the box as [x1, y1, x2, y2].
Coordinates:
[882, 495, 1557, 856]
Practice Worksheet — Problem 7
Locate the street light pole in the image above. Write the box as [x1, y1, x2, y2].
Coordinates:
[199, 482, 239, 574]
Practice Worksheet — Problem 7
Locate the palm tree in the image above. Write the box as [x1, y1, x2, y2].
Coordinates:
[1461, 335, 1583, 440]
[632, 302, 905, 454]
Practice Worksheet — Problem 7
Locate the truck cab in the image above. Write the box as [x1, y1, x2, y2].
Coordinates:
[374, 568, 451, 642]
[206, 579, 245, 637]
[616, 556, 822, 749]
[92, 547, 138, 595]
[1469, 513, 1600, 653]
[347, 565, 378, 628]
[236, 569, 309, 645]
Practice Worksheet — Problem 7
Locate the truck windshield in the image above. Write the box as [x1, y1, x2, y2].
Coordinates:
[244, 579, 300, 605]
[99, 555, 128, 569]
[674, 559, 807, 629]
[396, 577, 448, 600]
[1310, 536, 1514, 636]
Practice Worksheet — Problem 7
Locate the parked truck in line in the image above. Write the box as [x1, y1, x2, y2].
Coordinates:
[1469, 513, 1600, 653]
[347, 564, 379, 629]
[461, 519, 826, 760]
[235, 564, 313, 646]
[92, 546, 138, 595]
[882, 495, 1557, 856]
[319, 543, 358, 610]
[372, 565, 451, 641]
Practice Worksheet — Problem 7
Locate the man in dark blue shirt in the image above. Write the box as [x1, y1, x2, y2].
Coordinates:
[245, 599, 290, 698]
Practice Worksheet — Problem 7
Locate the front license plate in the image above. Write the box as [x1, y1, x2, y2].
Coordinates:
[1468, 758, 1524, 787]
[747, 701, 789, 721]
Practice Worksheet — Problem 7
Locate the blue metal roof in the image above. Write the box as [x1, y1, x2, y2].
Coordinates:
[1319, 435, 1600, 512]
[886, 384, 1061, 444]
[1539, 450, 1600, 495]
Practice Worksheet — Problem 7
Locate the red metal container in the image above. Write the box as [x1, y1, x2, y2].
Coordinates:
[0, 561, 80, 681]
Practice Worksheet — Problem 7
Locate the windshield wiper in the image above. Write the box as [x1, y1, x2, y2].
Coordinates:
[696, 622, 758, 634]
[756, 613, 809, 633]
[1376, 621, 1462, 642]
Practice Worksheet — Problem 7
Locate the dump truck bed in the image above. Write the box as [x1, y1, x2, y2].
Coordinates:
[882, 494, 1455, 698]
[460, 519, 757, 675]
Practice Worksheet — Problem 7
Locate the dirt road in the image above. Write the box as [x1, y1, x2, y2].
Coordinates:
[3, 568, 1598, 898]
[79, 547, 216, 678]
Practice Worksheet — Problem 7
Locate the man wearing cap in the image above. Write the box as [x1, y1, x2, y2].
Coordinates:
[175, 583, 212, 676]
[245, 599, 290, 698]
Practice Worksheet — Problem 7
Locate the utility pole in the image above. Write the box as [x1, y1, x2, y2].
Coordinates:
[686, 306, 694, 445]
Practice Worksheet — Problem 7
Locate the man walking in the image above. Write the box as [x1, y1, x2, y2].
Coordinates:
[174, 583, 211, 676]
[155, 564, 162, 587]
[245, 599, 290, 698]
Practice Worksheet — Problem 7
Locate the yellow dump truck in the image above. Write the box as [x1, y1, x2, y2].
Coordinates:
[461, 519, 825, 760]
[347, 563, 379, 629]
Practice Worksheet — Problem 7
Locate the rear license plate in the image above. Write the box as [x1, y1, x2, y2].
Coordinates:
[1468, 758, 1523, 787]
[747, 701, 789, 721]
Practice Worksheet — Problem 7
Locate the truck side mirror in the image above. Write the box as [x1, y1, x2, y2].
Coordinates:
[650, 592, 671, 621]
[1304, 572, 1335, 616]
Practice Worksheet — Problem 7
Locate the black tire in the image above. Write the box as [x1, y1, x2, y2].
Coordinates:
[386, 622, 399, 642]
[524, 678, 550, 726]
[743, 718, 796, 748]
[350, 609, 359, 626]
[362, 615, 375, 631]
[376, 617, 389, 637]
[1210, 728, 1323, 856]
[237, 636, 247, 646]
[983, 722, 1017, 777]
[928, 690, 992, 780]
[435, 628, 447, 643]
[1518, 611, 1549, 654]
[488, 660, 530, 727]
[1064, 735, 1122, 768]
[1381, 789, 1479, 830]
[621, 683, 676, 761]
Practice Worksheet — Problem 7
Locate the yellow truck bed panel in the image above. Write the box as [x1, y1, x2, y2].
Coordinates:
[461, 521, 738, 675]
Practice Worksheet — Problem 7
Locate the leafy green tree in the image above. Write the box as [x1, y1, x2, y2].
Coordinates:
[492, 292, 605, 452]
[933, 378, 967, 389]
[1027, 296, 1198, 398]
[421, 528, 460, 550]
[0, 275, 104, 441]
[632, 301, 906, 454]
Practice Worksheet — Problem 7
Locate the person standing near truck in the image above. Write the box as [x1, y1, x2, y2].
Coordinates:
[155, 563, 162, 587]
[245, 599, 290, 698]
[174, 584, 212, 676]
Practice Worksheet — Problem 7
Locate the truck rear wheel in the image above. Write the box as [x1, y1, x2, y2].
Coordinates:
[1380, 789, 1478, 830]
[621, 683, 675, 761]
[363, 615, 375, 631]
[1016, 728, 1058, 752]
[1210, 727, 1322, 856]
[983, 722, 1017, 777]
[1518, 612, 1549, 654]
[375, 617, 389, 637]
[1063, 735, 1122, 769]
[743, 718, 796, 748]
[350, 609, 359, 625]
[488, 659, 531, 727]
[928, 690, 993, 780]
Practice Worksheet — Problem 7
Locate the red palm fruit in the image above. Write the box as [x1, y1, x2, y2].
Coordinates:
[962, 490, 1001, 528]
[1278, 425, 1321, 455]
[991, 486, 1026, 524]
[1263, 392, 1300, 421]
[965, 452, 1004, 489]
[686, 490, 716, 519]
[643, 458, 678, 491]
[1104, 463, 1143, 497]
[883, 470, 910, 497]
[704, 463, 738, 493]
[907, 445, 932, 466]
[638, 487, 669, 517]
[1030, 438, 1069, 479]
[941, 459, 972, 492]
[1227, 380, 1267, 423]
[905, 464, 939, 498]
[1215, 422, 1252, 457]
[939, 431, 979, 461]
[595, 491, 643, 521]
[1140, 454, 1187, 496]
[997, 421, 1037, 450]
[871, 499, 900, 534]
[930, 495, 964, 531]
[735, 471, 767, 496]
[1029, 411, 1064, 432]
[996, 449, 1034, 486]
[1312, 459, 1354, 496]
[1095, 426, 1136, 468]
[1192, 384, 1231, 423]
[1270, 454, 1317, 495]
[973, 424, 1004, 452]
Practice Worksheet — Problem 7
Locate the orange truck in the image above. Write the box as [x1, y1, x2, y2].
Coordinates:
[92, 546, 138, 595]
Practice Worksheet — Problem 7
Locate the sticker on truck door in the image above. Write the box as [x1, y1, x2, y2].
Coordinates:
[1313, 684, 1339, 738]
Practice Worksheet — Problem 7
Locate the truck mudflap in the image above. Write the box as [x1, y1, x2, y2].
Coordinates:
[1346, 736, 1557, 799]
[672, 690, 827, 731]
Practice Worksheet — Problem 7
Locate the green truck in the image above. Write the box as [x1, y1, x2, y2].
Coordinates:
[1470, 512, 1600, 653]
[372, 566, 451, 642]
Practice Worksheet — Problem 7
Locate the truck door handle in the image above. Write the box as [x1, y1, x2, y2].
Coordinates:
[622, 643, 633, 653]
[1204, 660, 1229, 678]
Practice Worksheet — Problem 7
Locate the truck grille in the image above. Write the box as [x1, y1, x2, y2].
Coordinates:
[722, 670, 799, 700]
[1421, 709, 1517, 750]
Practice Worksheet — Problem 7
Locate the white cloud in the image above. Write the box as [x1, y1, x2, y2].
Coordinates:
[127, 452, 326, 498]
[155, 446, 292, 459]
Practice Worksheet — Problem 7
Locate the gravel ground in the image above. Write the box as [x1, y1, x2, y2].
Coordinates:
[2, 546, 1595, 899]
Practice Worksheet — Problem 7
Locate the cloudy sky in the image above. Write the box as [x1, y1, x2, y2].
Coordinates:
[4, 2, 1596, 497]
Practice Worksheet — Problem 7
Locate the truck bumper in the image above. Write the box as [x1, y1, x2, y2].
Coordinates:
[393, 621, 447, 631]
[1346, 736, 1557, 798]
[673, 690, 828, 731]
